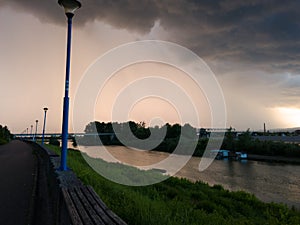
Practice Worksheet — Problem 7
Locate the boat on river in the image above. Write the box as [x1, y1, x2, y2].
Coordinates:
[210, 150, 230, 160]
[210, 150, 247, 160]
[235, 152, 248, 160]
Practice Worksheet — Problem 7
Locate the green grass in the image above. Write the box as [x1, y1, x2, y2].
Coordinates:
[47, 145, 300, 225]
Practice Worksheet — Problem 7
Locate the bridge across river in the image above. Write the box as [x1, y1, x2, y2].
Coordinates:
[13, 133, 115, 139]
[14, 133, 300, 144]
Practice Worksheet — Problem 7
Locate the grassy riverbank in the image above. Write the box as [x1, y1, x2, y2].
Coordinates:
[47, 145, 300, 225]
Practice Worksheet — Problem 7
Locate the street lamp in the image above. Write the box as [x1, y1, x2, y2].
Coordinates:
[58, 0, 81, 171]
[30, 125, 33, 140]
[34, 120, 38, 141]
[42, 107, 48, 145]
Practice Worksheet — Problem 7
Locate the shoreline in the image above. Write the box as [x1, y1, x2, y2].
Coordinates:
[247, 154, 300, 165]
[65, 145, 300, 209]
[75, 143, 300, 165]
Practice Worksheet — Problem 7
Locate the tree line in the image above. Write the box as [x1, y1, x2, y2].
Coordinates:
[222, 128, 300, 158]
[79, 121, 300, 158]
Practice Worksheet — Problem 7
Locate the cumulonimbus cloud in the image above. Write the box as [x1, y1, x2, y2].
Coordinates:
[1, 0, 300, 74]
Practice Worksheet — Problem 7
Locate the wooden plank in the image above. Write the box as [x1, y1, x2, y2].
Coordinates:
[68, 188, 94, 225]
[62, 186, 127, 225]
[86, 186, 127, 225]
[61, 188, 84, 225]
[83, 187, 113, 224]
[75, 187, 105, 225]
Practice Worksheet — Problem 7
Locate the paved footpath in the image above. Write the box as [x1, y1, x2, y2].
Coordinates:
[0, 140, 36, 225]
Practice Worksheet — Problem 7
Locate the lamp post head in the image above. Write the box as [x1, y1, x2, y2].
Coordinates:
[36, 120, 38, 123]
[44, 107, 48, 111]
[58, 0, 81, 16]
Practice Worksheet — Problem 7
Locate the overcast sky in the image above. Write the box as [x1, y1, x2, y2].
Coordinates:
[1, 0, 300, 133]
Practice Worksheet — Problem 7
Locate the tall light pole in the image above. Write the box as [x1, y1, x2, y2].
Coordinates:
[34, 120, 38, 141]
[42, 107, 48, 145]
[58, 0, 81, 171]
[30, 125, 33, 140]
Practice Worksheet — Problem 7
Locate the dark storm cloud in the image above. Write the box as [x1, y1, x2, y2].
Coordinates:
[1, 0, 160, 32]
[2, 0, 300, 74]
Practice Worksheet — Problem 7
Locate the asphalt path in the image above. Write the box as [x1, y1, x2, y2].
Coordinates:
[0, 140, 36, 225]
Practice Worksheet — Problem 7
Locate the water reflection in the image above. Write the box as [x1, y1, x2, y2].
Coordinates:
[77, 145, 300, 209]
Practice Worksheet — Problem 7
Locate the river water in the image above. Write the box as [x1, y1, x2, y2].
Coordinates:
[76, 145, 300, 209]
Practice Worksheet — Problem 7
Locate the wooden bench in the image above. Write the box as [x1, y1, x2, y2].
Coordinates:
[61, 186, 127, 225]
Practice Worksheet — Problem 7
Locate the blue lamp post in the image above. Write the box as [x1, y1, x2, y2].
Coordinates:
[42, 107, 48, 145]
[58, 0, 81, 171]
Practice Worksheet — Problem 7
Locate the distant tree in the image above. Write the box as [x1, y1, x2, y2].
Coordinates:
[237, 129, 252, 151]
[199, 128, 208, 138]
[194, 138, 208, 156]
[165, 123, 181, 138]
[96, 122, 113, 133]
[138, 121, 146, 128]
[182, 123, 197, 139]
[84, 121, 114, 134]
[49, 136, 60, 146]
[126, 121, 150, 139]
[0, 125, 12, 145]
[128, 121, 138, 134]
[222, 127, 236, 150]
[84, 121, 98, 133]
